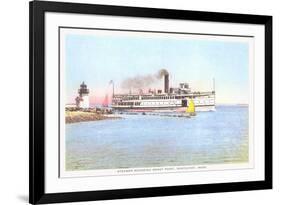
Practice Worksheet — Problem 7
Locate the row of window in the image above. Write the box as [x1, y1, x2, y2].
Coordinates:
[114, 94, 214, 101]
[193, 99, 215, 104]
[117, 101, 178, 106]
[117, 102, 141, 106]
[141, 96, 176, 100]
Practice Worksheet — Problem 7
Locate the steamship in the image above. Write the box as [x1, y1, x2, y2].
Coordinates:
[112, 73, 215, 112]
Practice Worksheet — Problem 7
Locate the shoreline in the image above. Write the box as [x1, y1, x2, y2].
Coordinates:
[65, 111, 121, 124]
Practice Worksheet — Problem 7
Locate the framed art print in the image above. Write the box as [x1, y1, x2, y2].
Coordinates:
[29, 1, 272, 204]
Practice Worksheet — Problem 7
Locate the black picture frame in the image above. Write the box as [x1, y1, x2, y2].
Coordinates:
[29, 0, 272, 204]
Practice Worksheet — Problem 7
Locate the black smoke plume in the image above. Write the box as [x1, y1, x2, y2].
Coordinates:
[121, 69, 169, 89]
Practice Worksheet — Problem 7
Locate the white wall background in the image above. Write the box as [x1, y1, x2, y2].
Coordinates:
[0, 0, 279, 204]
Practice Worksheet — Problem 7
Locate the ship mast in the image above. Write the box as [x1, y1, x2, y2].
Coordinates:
[213, 78, 216, 106]
[213, 78, 215, 92]
[109, 80, 114, 97]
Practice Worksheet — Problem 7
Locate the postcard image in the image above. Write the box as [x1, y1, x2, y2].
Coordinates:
[59, 27, 253, 177]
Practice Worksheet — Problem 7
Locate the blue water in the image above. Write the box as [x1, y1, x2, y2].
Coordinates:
[65, 105, 248, 171]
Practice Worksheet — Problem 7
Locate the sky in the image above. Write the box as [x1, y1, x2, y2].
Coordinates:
[64, 30, 250, 105]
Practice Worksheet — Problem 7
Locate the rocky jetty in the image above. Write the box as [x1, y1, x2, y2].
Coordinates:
[65, 110, 120, 124]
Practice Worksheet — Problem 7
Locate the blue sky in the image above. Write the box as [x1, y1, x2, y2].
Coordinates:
[65, 31, 250, 105]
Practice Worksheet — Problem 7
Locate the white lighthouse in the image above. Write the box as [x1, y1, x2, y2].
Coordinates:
[75, 82, 90, 109]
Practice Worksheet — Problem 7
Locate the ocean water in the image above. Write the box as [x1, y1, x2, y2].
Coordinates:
[65, 105, 248, 171]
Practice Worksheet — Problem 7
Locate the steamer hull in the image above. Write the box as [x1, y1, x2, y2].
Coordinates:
[112, 92, 215, 112]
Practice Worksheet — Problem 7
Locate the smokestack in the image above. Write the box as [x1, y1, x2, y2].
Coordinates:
[164, 74, 169, 93]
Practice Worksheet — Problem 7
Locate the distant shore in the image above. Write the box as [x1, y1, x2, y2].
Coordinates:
[65, 111, 121, 124]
